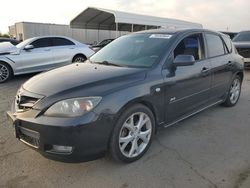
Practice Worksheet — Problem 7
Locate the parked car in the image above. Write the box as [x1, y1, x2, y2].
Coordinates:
[0, 36, 95, 83]
[0, 37, 20, 45]
[221, 31, 238, 40]
[91, 39, 114, 52]
[7, 29, 244, 163]
[233, 31, 250, 68]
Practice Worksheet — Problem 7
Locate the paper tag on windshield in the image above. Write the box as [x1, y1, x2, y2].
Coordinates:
[149, 34, 172, 39]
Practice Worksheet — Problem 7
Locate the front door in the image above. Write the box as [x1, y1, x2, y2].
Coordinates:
[163, 33, 212, 124]
[13, 38, 54, 74]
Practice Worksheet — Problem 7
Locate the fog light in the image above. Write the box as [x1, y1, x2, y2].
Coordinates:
[52, 145, 73, 153]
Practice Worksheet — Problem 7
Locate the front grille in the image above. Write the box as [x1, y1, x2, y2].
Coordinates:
[19, 127, 40, 148]
[15, 93, 41, 112]
[237, 48, 250, 58]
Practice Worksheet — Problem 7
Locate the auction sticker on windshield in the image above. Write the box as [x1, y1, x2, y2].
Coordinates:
[149, 34, 172, 39]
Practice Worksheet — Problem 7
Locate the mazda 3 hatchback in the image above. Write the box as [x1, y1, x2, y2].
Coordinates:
[7, 29, 244, 163]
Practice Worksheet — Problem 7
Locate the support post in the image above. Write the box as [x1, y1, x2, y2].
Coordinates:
[131, 24, 133, 32]
[116, 22, 118, 38]
[85, 29, 87, 43]
[98, 29, 100, 43]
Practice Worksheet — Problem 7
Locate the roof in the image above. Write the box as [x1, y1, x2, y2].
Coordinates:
[137, 28, 224, 35]
[70, 7, 203, 32]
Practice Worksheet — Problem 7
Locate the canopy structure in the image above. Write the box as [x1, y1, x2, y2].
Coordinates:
[70, 7, 203, 36]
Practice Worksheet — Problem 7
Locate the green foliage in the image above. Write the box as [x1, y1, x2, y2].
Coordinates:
[0, 32, 10, 38]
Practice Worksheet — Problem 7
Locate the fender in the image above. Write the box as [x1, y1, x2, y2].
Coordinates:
[0, 56, 16, 74]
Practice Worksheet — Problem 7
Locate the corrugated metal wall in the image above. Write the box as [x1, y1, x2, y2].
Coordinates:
[10, 22, 130, 44]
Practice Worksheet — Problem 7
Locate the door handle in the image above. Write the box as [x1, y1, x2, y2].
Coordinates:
[227, 61, 233, 66]
[201, 67, 210, 73]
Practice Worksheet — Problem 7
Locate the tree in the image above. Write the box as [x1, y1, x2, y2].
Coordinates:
[0, 32, 10, 38]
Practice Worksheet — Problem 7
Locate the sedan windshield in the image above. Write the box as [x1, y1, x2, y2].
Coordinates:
[233, 31, 250, 42]
[90, 33, 173, 68]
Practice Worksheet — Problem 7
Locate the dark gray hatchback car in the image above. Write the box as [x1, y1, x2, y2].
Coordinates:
[7, 29, 244, 163]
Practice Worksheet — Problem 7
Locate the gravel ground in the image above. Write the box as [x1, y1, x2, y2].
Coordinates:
[0, 71, 250, 188]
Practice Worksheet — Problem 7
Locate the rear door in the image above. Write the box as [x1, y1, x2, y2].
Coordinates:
[204, 33, 233, 102]
[164, 33, 212, 124]
[50, 37, 76, 67]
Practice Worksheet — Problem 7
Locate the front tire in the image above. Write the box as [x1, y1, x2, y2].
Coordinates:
[109, 104, 155, 163]
[223, 75, 242, 107]
[0, 62, 12, 83]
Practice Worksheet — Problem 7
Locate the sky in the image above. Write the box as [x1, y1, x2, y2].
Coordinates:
[1, 0, 250, 34]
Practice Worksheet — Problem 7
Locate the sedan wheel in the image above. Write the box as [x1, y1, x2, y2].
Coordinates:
[110, 104, 155, 163]
[73, 55, 86, 63]
[0, 63, 11, 83]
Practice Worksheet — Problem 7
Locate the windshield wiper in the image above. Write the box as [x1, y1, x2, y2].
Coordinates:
[93, 61, 124, 67]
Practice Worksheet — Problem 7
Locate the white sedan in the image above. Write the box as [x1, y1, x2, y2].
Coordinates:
[0, 36, 95, 83]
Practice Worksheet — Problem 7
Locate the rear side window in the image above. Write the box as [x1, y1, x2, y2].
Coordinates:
[52, 38, 74, 46]
[31, 38, 53, 48]
[222, 35, 233, 53]
[205, 33, 225, 57]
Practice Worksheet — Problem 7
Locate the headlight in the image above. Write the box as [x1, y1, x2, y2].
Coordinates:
[44, 97, 102, 117]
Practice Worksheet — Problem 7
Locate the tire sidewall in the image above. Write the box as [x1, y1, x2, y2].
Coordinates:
[0, 62, 12, 83]
[72, 55, 86, 63]
[110, 104, 155, 163]
[225, 75, 242, 106]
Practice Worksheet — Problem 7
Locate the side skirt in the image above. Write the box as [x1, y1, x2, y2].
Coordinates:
[163, 100, 223, 128]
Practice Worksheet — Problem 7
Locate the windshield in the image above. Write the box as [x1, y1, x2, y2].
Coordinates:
[90, 33, 173, 68]
[233, 31, 250, 42]
[98, 39, 112, 45]
[16, 38, 34, 49]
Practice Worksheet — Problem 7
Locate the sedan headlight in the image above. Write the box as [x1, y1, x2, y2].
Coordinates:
[44, 97, 102, 117]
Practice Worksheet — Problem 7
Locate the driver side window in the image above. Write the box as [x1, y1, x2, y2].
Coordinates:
[174, 34, 205, 61]
[30, 38, 53, 49]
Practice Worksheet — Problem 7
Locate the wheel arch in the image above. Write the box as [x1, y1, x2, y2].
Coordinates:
[115, 98, 160, 132]
[0, 60, 14, 75]
[235, 71, 244, 83]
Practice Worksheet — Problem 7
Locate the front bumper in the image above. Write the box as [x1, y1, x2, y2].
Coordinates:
[243, 58, 250, 68]
[6, 109, 115, 163]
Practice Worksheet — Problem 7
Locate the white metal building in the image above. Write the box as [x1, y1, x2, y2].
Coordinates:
[9, 7, 202, 44]
[9, 22, 129, 44]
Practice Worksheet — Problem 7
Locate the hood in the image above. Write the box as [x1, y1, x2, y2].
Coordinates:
[0, 42, 17, 55]
[23, 62, 147, 97]
[233, 41, 250, 48]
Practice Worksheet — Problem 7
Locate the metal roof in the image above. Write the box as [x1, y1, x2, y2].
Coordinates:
[70, 7, 203, 32]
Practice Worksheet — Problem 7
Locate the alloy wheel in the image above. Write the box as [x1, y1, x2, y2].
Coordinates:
[229, 78, 241, 104]
[0, 64, 9, 82]
[74, 56, 86, 62]
[119, 112, 152, 158]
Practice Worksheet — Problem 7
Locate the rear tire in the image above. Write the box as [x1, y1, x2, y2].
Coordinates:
[109, 104, 155, 163]
[222, 75, 242, 107]
[0, 62, 12, 83]
[72, 55, 86, 63]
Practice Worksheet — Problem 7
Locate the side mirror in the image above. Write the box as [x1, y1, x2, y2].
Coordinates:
[24, 45, 34, 51]
[173, 55, 195, 66]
